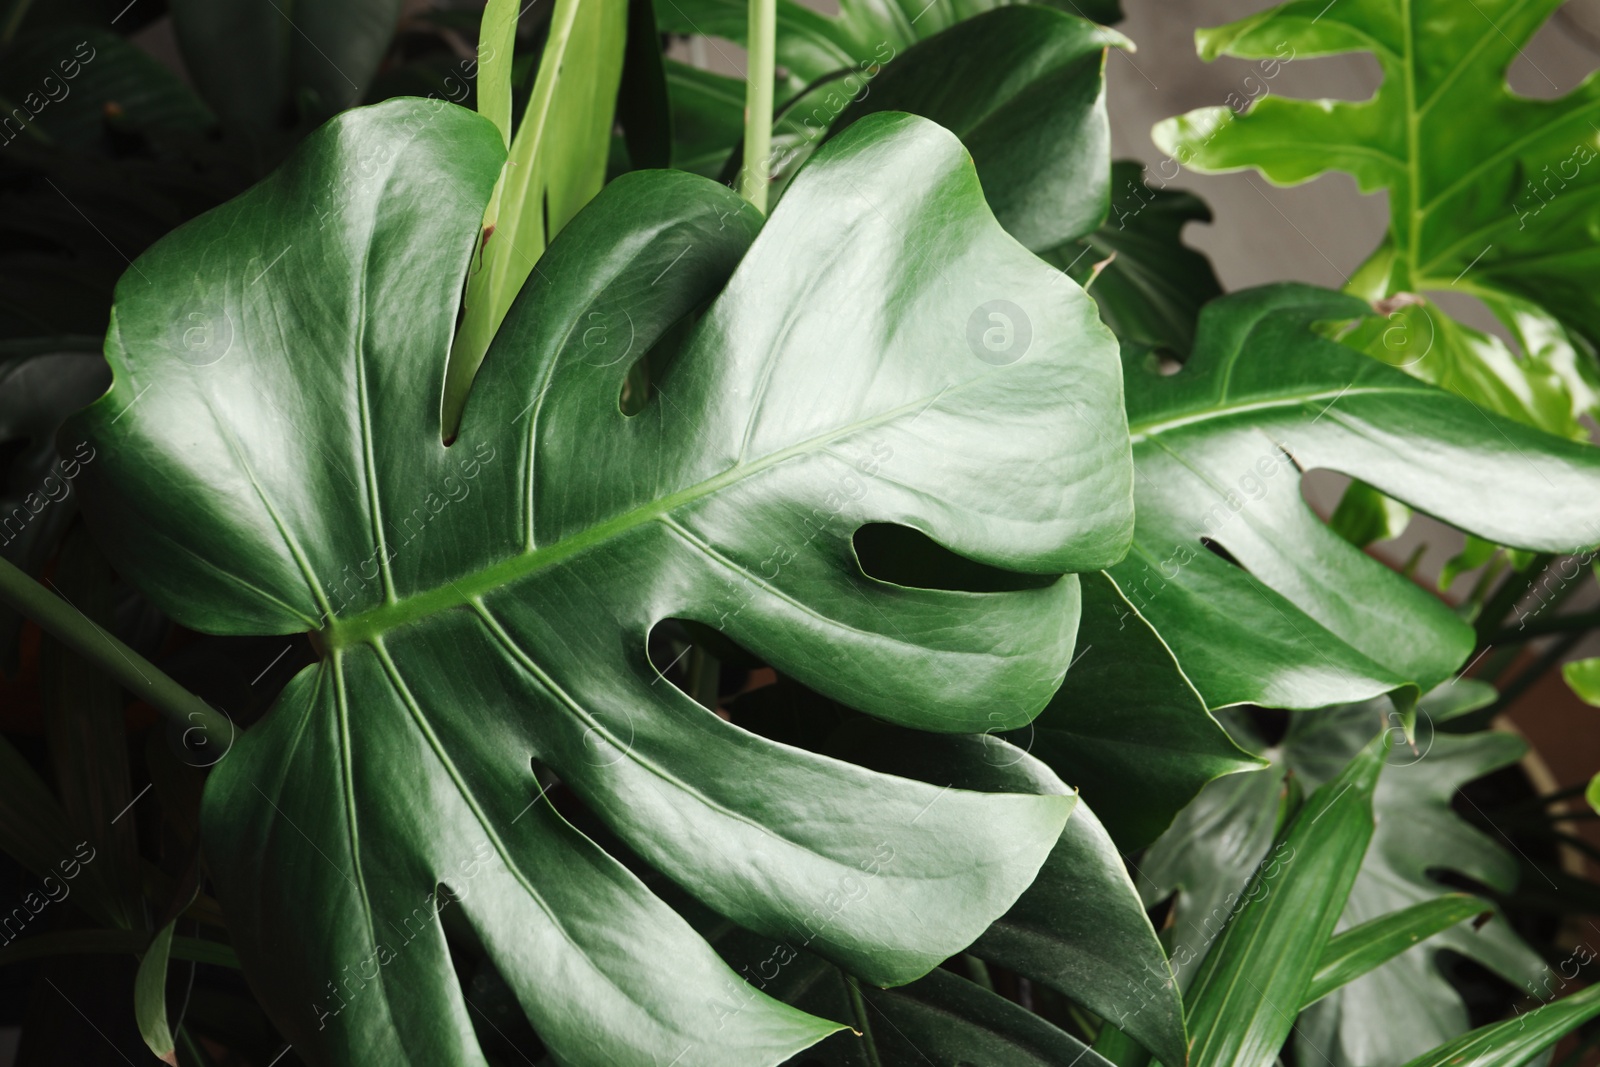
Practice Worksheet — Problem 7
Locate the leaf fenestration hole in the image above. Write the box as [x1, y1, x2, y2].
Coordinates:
[852, 523, 1058, 592]
[438, 896, 550, 1063]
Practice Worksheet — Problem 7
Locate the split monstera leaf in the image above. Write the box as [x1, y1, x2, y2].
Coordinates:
[1153, 0, 1600, 440]
[64, 99, 1135, 1065]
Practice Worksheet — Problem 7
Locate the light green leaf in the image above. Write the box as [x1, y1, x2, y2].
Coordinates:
[474, 0, 520, 147]
[1327, 479, 1411, 549]
[1335, 297, 1592, 442]
[1183, 737, 1386, 1067]
[1119, 285, 1600, 711]
[1563, 658, 1600, 707]
[1302, 894, 1489, 1008]
[135, 920, 179, 1065]
[445, 0, 629, 434]
[68, 100, 1131, 1065]
[1152, 0, 1600, 437]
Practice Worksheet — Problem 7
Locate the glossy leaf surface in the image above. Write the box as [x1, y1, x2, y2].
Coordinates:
[1119, 285, 1600, 711]
[827, 7, 1126, 253]
[1183, 738, 1384, 1067]
[1153, 0, 1600, 434]
[68, 100, 1133, 1065]
[1002, 571, 1260, 850]
[1395, 983, 1600, 1067]
[655, 0, 1122, 101]
[1301, 894, 1489, 1008]
[725, 681, 1187, 1064]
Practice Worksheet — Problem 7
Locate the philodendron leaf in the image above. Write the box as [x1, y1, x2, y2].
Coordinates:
[1003, 571, 1261, 850]
[819, 721, 1186, 1066]
[67, 100, 1132, 1066]
[970, 802, 1185, 1066]
[1152, 0, 1600, 436]
[655, 0, 1122, 102]
[1054, 161, 1223, 359]
[1119, 284, 1600, 712]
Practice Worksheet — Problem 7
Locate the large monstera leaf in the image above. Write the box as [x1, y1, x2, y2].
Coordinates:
[65, 100, 1133, 1065]
[1118, 284, 1600, 712]
[1152, 0, 1600, 435]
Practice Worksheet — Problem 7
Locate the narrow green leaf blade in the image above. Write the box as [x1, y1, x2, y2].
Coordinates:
[1184, 737, 1385, 1067]
[1397, 983, 1600, 1067]
[135, 921, 178, 1065]
[475, 0, 520, 146]
[1303, 894, 1489, 1008]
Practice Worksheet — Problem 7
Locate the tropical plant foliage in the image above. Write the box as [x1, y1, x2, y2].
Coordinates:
[0, 0, 1597, 1065]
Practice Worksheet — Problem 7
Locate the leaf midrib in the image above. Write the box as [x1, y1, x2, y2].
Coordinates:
[1125, 385, 1435, 443]
[322, 385, 956, 649]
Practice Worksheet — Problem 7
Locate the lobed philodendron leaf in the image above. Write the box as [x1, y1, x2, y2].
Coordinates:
[1153, 0, 1600, 437]
[1118, 284, 1600, 711]
[66, 99, 1133, 1065]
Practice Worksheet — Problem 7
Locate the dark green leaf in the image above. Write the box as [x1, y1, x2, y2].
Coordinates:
[1004, 571, 1262, 851]
[0, 28, 212, 150]
[69, 100, 1131, 1065]
[656, 0, 1121, 102]
[971, 804, 1186, 1066]
[1054, 161, 1222, 357]
[1302, 894, 1489, 1008]
[664, 59, 743, 178]
[827, 7, 1127, 252]
[0, 928, 239, 969]
[617, 0, 672, 169]
[1183, 738, 1385, 1067]
[1396, 983, 1600, 1067]
[39, 524, 143, 931]
[851, 970, 1118, 1067]
[1119, 285, 1600, 711]
[169, 0, 404, 125]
